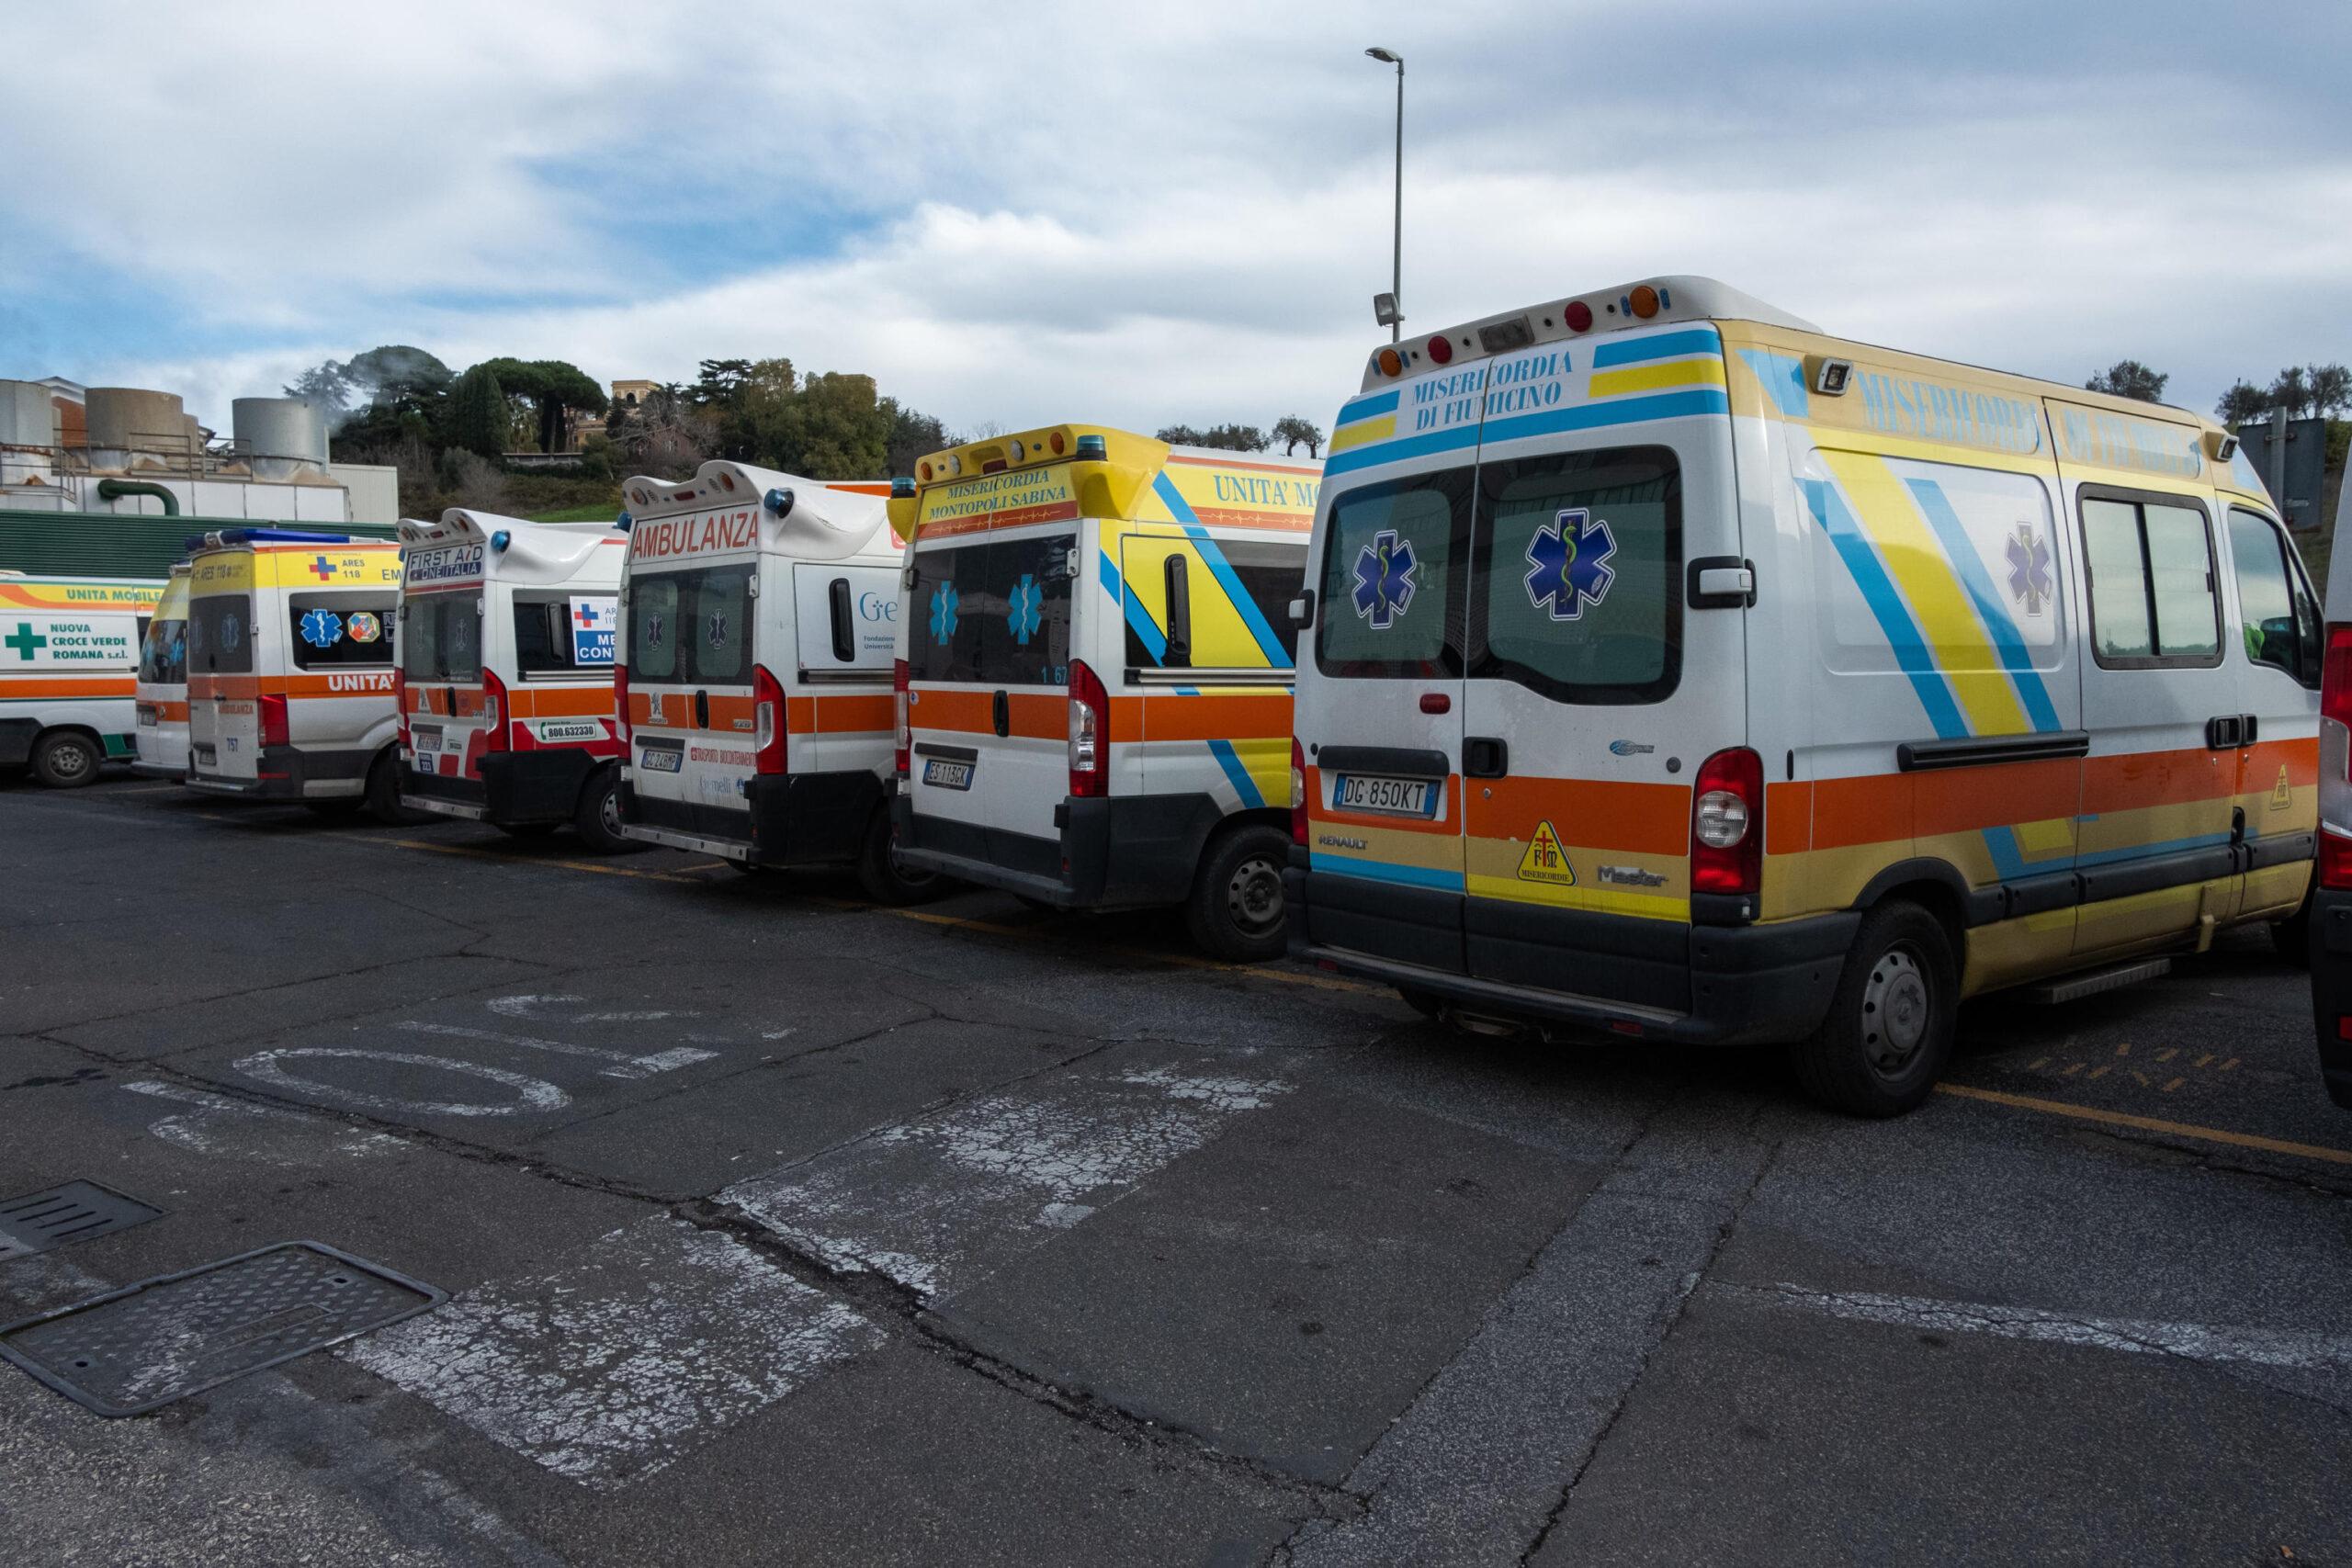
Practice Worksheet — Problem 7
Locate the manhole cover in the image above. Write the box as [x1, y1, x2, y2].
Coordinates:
[0, 1241, 444, 1416]
[0, 1180, 162, 1259]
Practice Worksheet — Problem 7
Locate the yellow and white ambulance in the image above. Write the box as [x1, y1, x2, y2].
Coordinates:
[613, 462, 925, 897]
[185, 529, 414, 819]
[1287, 275, 2321, 1114]
[396, 511, 631, 849]
[0, 571, 163, 787]
[131, 563, 193, 781]
[888, 426, 1318, 957]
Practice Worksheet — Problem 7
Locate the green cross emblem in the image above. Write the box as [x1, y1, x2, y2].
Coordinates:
[4, 622, 45, 660]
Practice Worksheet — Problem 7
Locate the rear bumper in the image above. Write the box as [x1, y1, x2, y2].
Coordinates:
[1284, 858, 1856, 1045]
[404, 751, 596, 826]
[619, 768, 881, 866]
[890, 790, 1223, 909]
[188, 745, 370, 800]
[2315, 889, 2352, 1111]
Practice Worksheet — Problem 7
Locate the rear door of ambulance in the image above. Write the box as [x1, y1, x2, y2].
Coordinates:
[1458, 326, 1744, 1015]
[1296, 384, 1474, 972]
[401, 545, 488, 783]
[904, 521, 1081, 874]
[189, 555, 262, 783]
[621, 539, 760, 846]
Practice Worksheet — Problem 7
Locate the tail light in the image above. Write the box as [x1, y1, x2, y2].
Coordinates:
[1069, 658, 1109, 798]
[614, 664, 632, 746]
[1291, 738, 1308, 845]
[893, 659, 910, 777]
[1691, 746, 1763, 896]
[2320, 625, 2352, 889]
[392, 669, 409, 746]
[258, 693, 289, 749]
[753, 663, 787, 776]
[481, 666, 510, 753]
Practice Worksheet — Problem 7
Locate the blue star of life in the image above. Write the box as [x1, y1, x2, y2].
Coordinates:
[2006, 525, 2053, 616]
[929, 581, 960, 642]
[1008, 574, 1042, 646]
[1524, 508, 1616, 622]
[299, 608, 344, 649]
[1351, 529, 1418, 631]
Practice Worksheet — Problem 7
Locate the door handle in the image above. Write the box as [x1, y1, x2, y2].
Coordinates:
[695, 689, 710, 729]
[992, 691, 1010, 739]
[1464, 737, 1510, 778]
[2206, 714, 2258, 750]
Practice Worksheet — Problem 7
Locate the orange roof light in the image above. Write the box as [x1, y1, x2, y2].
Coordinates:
[1049, 430, 1067, 456]
[1376, 347, 1404, 378]
[1629, 285, 1660, 320]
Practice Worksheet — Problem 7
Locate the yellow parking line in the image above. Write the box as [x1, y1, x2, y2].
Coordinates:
[1937, 1083, 2352, 1168]
[371, 836, 709, 885]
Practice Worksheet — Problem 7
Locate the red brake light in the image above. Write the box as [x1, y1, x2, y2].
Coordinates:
[393, 668, 409, 746]
[2319, 626, 2352, 889]
[1069, 658, 1109, 798]
[753, 663, 787, 776]
[614, 663, 632, 746]
[1690, 746, 1763, 897]
[1566, 299, 1594, 333]
[893, 659, 910, 777]
[1426, 334, 1453, 366]
[258, 693, 289, 749]
[1291, 738, 1307, 846]
[481, 666, 510, 753]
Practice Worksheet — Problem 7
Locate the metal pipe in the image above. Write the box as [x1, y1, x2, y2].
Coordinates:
[1367, 48, 1406, 342]
[96, 479, 180, 516]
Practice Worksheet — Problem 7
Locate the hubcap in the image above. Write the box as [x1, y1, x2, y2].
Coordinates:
[599, 787, 622, 836]
[52, 744, 90, 779]
[1225, 855, 1283, 936]
[1860, 944, 1929, 1076]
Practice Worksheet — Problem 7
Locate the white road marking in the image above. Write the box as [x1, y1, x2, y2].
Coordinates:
[234, 1049, 571, 1117]
[343, 1216, 880, 1489]
[1736, 1281, 2352, 1373]
[487, 993, 696, 1024]
[724, 1057, 1294, 1302]
[123, 1080, 404, 1161]
[397, 1021, 717, 1079]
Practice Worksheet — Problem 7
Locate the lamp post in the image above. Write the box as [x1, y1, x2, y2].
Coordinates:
[1365, 47, 1404, 342]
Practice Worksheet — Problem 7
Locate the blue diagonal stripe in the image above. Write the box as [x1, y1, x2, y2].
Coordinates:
[1903, 479, 2063, 734]
[1151, 472, 1291, 669]
[1103, 547, 1169, 663]
[1206, 738, 1265, 808]
[1802, 479, 1969, 740]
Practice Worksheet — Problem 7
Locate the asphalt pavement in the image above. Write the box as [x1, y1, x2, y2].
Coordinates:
[3, 772, 2349, 1567]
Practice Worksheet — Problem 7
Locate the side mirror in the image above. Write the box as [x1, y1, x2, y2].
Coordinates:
[1290, 589, 1317, 629]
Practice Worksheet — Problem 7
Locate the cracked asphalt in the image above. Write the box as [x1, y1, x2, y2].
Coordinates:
[4, 773, 2351, 1567]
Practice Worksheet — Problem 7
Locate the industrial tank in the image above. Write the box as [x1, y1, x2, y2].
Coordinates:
[232, 397, 328, 479]
[85, 387, 186, 469]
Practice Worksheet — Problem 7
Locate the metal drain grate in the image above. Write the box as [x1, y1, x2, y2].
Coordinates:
[0, 1241, 444, 1416]
[0, 1181, 162, 1259]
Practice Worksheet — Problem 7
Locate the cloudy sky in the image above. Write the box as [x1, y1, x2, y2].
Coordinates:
[4, 0, 2346, 440]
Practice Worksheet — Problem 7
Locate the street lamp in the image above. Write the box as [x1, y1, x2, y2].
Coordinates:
[1366, 46, 1403, 341]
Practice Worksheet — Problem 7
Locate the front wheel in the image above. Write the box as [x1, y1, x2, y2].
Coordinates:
[571, 768, 637, 854]
[1789, 900, 1958, 1118]
[857, 806, 941, 905]
[1184, 824, 1292, 963]
[30, 730, 102, 788]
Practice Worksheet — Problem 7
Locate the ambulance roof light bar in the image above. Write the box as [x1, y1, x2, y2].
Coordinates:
[1362, 274, 1822, 390]
[185, 526, 357, 550]
[911, 424, 1086, 487]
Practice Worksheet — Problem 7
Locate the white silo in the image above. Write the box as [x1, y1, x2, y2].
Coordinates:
[232, 397, 329, 480]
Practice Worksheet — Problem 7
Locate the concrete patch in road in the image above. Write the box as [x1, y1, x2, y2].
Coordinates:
[344, 1214, 881, 1488]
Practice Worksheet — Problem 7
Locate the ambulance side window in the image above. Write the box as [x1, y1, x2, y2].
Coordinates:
[289, 593, 396, 670]
[2228, 509, 2322, 688]
[1470, 446, 1681, 704]
[1316, 468, 1473, 678]
[2080, 491, 2221, 668]
[1225, 541, 1307, 668]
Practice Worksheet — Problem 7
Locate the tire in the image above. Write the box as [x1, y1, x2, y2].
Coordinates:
[571, 768, 637, 854]
[1183, 823, 1292, 963]
[30, 730, 102, 789]
[1789, 900, 1958, 1118]
[365, 750, 435, 827]
[496, 822, 558, 839]
[857, 805, 941, 905]
[2270, 890, 2313, 968]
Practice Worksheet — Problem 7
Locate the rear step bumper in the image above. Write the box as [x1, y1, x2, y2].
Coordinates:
[890, 791, 1225, 910]
[188, 745, 368, 800]
[619, 768, 882, 868]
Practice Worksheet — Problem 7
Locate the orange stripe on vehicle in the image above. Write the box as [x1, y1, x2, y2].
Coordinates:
[813, 693, 892, 733]
[1183, 507, 1314, 533]
[193, 673, 398, 700]
[510, 684, 616, 719]
[909, 687, 994, 733]
[1471, 774, 1689, 855]
[1, 676, 135, 699]
[1766, 781, 1814, 854]
[1138, 693, 1293, 741]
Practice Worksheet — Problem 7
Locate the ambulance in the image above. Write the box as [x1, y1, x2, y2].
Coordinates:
[396, 511, 630, 850]
[613, 462, 925, 898]
[1287, 275, 2322, 1115]
[888, 426, 1319, 958]
[0, 571, 162, 787]
[185, 529, 413, 819]
[131, 563, 193, 781]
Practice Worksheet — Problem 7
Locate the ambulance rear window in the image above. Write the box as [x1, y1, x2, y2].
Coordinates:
[1315, 470, 1472, 678]
[140, 613, 187, 683]
[401, 592, 481, 682]
[625, 565, 754, 687]
[1470, 446, 1681, 704]
[186, 594, 254, 675]
[907, 532, 1077, 687]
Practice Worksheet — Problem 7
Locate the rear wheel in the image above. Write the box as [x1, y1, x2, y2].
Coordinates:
[1789, 900, 1958, 1118]
[857, 805, 941, 905]
[30, 730, 102, 788]
[571, 768, 636, 854]
[365, 750, 435, 827]
[1184, 823, 1291, 962]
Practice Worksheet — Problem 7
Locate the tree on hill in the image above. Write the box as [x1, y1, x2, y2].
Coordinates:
[1272, 415, 1325, 457]
[447, 364, 507, 458]
[1157, 423, 1269, 451]
[885, 403, 952, 478]
[2216, 381, 2270, 426]
[475, 357, 609, 453]
[2084, 360, 2166, 403]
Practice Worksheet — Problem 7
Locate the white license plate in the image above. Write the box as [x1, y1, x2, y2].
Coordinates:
[923, 758, 974, 791]
[639, 746, 684, 773]
[1333, 773, 1435, 818]
[411, 727, 442, 753]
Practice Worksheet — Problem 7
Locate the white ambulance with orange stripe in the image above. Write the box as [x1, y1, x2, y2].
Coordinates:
[888, 425, 1317, 958]
[1288, 275, 2321, 1114]
[612, 462, 924, 897]
[131, 563, 193, 781]
[0, 571, 163, 787]
[185, 529, 413, 819]
[396, 511, 631, 849]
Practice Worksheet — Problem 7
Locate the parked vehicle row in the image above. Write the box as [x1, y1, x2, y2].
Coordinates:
[15, 275, 2344, 1117]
